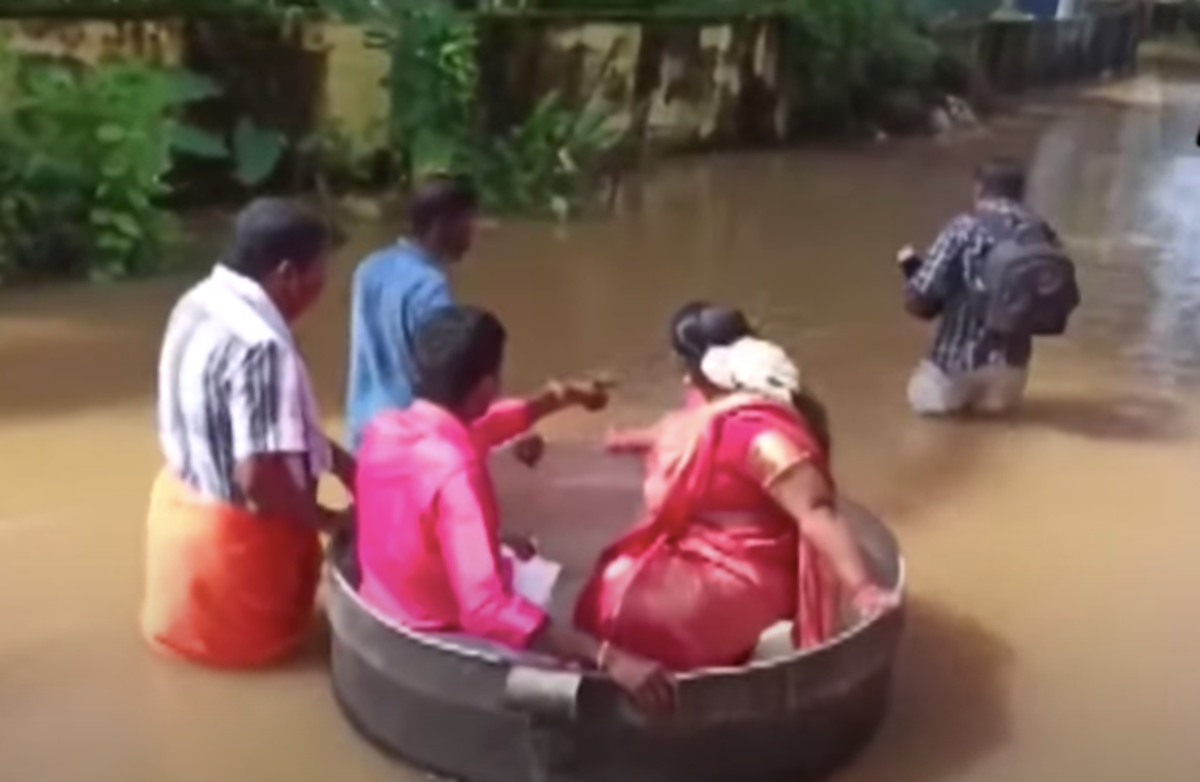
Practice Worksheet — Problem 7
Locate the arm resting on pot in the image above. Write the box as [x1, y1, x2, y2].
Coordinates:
[755, 437, 873, 594]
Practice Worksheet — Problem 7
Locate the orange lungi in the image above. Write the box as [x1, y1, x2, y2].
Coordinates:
[140, 469, 322, 668]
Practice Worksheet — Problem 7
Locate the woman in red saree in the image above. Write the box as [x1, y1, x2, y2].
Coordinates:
[575, 304, 897, 671]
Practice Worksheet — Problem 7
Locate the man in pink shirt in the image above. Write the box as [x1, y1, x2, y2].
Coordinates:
[356, 305, 674, 715]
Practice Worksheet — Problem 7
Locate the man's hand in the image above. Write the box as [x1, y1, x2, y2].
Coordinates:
[529, 376, 617, 423]
[896, 245, 920, 265]
[511, 432, 546, 468]
[560, 376, 616, 412]
[328, 438, 357, 494]
[320, 505, 356, 535]
[601, 646, 676, 717]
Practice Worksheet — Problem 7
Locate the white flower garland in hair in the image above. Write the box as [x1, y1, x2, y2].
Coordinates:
[699, 337, 801, 405]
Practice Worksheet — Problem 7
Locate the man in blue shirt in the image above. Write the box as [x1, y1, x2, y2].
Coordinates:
[344, 176, 479, 449]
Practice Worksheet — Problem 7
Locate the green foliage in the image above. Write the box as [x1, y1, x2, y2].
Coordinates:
[325, 0, 484, 180]
[297, 118, 387, 194]
[482, 0, 942, 133]
[784, 0, 938, 126]
[0, 42, 191, 282]
[476, 92, 622, 217]
[0, 37, 289, 284]
[905, 0, 1001, 22]
[319, 0, 623, 217]
[231, 117, 288, 187]
[389, 0, 481, 179]
[0, 0, 314, 18]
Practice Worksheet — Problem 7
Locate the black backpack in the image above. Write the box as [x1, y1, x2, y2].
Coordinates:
[971, 211, 1080, 337]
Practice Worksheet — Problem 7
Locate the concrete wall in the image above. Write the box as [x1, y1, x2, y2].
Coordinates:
[933, 7, 1141, 98]
[0, 7, 1143, 157]
[1, 17, 183, 65]
[475, 15, 787, 148]
[307, 22, 389, 147]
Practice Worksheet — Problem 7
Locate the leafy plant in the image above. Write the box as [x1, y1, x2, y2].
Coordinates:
[0, 36, 286, 283]
[0, 44, 184, 280]
[230, 117, 288, 186]
[320, 0, 478, 183]
[296, 118, 390, 201]
[781, 0, 938, 130]
[475, 92, 622, 217]
[165, 76, 290, 190]
[316, 0, 624, 216]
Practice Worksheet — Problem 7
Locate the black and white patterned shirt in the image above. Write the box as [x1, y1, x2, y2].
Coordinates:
[907, 199, 1045, 373]
[157, 265, 321, 506]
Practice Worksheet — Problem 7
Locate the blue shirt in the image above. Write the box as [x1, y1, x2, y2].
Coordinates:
[344, 241, 452, 450]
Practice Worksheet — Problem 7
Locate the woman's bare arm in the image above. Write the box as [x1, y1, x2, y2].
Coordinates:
[749, 431, 873, 594]
[765, 462, 873, 594]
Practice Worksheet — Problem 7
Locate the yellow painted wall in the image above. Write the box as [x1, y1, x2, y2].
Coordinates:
[0, 10, 1142, 153]
[0, 17, 769, 150]
[1, 18, 183, 65]
[308, 22, 390, 147]
[544, 22, 642, 135]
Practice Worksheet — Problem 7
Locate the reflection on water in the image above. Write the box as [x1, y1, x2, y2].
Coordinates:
[1136, 157, 1200, 388]
[4, 71, 1200, 782]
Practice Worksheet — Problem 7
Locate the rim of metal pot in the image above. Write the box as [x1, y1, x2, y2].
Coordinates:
[326, 521, 905, 684]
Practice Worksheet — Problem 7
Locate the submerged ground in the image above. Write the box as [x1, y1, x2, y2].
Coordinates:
[3, 68, 1200, 781]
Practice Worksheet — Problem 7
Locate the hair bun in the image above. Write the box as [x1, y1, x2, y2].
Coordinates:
[670, 303, 755, 367]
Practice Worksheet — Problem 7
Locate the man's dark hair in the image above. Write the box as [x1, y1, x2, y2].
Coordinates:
[222, 198, 331, 279]
[409, 175, 480, 237]
[412, 305, 507, 409]
[975, 157, 1027, 201]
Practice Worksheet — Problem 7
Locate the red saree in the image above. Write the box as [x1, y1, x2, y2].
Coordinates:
[574, 394, 838, 671]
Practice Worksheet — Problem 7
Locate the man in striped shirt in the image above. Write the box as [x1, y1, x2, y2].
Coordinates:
[344, 176, 477, 451]
[899, 158, 1050, 416]
[143, 198, 355, 668]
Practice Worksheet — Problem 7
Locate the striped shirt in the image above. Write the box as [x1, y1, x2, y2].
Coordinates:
[344, 240, 452, 451]
[907, 199, 1044, 373]
[157, 265, 322, 506]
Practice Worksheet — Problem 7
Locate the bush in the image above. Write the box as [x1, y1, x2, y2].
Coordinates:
[0, 37, 288, 284]
[323, 0, 624, 217]
[0, 42, 193, 282]
[474, 92, 621, 216]
[785, 0, 938, 130]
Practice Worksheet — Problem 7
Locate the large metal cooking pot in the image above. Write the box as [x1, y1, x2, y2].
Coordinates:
[327, 452, 904, 782]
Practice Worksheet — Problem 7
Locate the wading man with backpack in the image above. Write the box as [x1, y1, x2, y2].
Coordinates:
[898, 157, 1080, 416]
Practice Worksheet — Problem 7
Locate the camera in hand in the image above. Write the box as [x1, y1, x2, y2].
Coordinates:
[896, 246, 922, 279]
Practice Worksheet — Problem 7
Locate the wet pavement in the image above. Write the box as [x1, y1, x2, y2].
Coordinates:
[3, 69, 1200, 782]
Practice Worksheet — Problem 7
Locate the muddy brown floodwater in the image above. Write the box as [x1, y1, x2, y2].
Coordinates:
[5, 69, 1200, 782]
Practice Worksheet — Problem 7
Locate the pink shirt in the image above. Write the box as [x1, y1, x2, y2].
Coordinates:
[356, 399, 547, 649]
